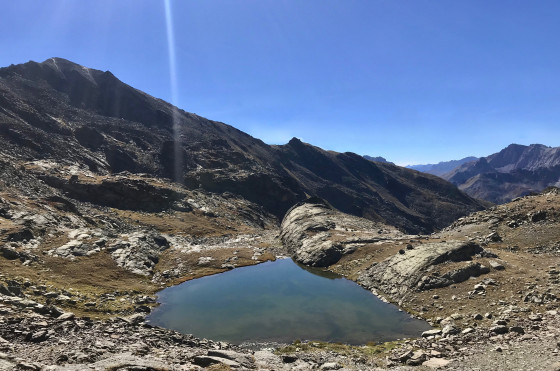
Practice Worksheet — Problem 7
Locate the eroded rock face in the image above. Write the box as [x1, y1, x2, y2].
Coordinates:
[281, 198, 403, 267]
[358, 241, 486, 300]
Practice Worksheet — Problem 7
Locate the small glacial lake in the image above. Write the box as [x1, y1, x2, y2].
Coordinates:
[147, 259, 431, 345]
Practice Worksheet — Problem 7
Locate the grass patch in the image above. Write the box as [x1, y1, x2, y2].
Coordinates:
[275, 339, 402, 360]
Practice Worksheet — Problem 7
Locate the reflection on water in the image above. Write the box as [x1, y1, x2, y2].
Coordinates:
[147, 259, 431, 345]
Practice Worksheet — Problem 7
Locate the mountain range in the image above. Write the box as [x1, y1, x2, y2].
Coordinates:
[0, 57, 487, 233]
[407, 157, 478, 176]
[441, 144, 560, 203]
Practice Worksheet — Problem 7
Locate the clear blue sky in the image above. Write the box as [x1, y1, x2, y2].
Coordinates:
[2, 1, 560, 165]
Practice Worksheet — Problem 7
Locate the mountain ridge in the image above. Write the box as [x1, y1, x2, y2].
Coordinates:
[407, 156, 478, 176]
[0, 57, 486, 233]
[443, 143, 560, 203]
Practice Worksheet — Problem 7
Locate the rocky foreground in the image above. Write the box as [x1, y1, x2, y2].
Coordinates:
[279, 189, 560, 370]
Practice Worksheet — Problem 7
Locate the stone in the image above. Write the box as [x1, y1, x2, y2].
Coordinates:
[207, 350, 255, 368]
[27, 330, 49, 343]
[0, 285, 12, 296]
[461, 327, 475, 334]
[281, 354, 298, 363]
[510, 326, 525, 334]
[473, 313, 483, 320]
[16, 362, 41, 371]
[422, 358, 451, 369]
[440, 317, 456, 327]
[197, 256, 213, 266]
[361, 241, 485, 299]
[489, 260, 505, 270]
[486, 232, 502, 242]
[126, 313, 145, 324]
[50, 306, 64, 317]
[0, 247, 22, 260]
[474, 283, 486, 291]
[57, 312, 75, 321]
[193, 355, 240, 368]
[451, 313, 463, 320]
[280, 200, 373, 267]
[529, 314, 542, 321]
[406, 350, 428, 366]
[530, 210, 547, 222]
[392, 349, 413, 362]
[94, 340, 116, 349]
[135, 305, 151, 313]
[320, 362, 341, 370]
[490, 325, 509, 334]
[422, 329, 442, 337]
[442, 324, 459, 337]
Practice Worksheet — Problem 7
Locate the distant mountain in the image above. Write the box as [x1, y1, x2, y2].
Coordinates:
[407, 157, 478, 177]
[363, 155, 392, 164]
[442, 144, 560, 203]
[0, 58, 487, 233]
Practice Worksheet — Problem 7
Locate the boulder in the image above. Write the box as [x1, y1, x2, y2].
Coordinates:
[419, 262, 490, 290]
[193, 355, 240, 368]
[490, 325, 509, 334]
[489, 260, 505, 270]
[207, 350, 255, 368]
[442, 324, 459, 337]
[0, 246, 21, 260]
[422, 358, 451, 369]
[280, 199, 402, 267]
[57, 312, 75, 321]
[359, 241, 485, 300]
[320, 362, 341, 370]
[422, 329, 442, 337]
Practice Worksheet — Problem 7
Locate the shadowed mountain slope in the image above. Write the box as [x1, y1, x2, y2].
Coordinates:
[0, 58, 486, 233]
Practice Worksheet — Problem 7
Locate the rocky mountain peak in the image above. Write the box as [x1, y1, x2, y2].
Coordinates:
[442, 143, 560, 203]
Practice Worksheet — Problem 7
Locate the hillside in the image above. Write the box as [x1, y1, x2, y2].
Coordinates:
[0, 57, 486, 233]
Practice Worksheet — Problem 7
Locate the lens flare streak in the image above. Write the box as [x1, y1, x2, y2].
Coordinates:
[164, 0, 182, 183]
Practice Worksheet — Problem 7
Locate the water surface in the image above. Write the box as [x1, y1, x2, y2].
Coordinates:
[147, 259, 430, 344]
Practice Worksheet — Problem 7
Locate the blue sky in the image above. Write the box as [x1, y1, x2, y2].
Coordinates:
[1, 1, 559, 165]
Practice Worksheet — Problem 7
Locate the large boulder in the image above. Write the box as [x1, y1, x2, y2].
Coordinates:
[359, 240, 486, 300]
[280, 198, 402, 267]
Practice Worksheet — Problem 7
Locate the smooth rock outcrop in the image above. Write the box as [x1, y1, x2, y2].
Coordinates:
[359, 241, 486, 300]
[280, 198, 402, 267]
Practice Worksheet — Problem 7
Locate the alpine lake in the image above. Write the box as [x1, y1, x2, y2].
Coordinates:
[147, 258, 431, 345]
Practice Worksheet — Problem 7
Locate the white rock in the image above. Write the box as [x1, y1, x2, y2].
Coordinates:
[422, 358, 451, 368]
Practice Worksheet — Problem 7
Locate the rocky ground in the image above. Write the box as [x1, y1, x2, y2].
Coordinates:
[280, 188, 560, 370]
